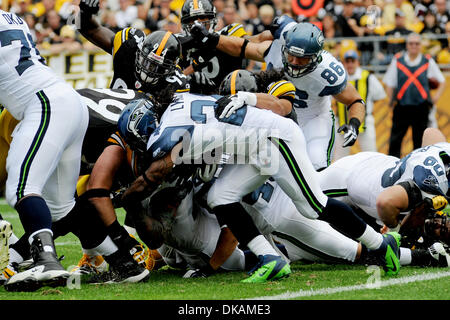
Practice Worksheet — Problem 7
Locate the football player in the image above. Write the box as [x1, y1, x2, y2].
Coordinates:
[189, 17, 366, 171]
[178, 0, 249, 94]
[0, 10, 88, 291]
[77, 0, 189, 97]
[115, 92, 401, 282]
[219, 69, 297, 122]
[0, 89, 152, 287]
[318, 129, 450, 266]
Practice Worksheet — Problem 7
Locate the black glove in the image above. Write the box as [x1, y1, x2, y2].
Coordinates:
[79, 0, 100, 15]
[188, 72, 216, 95]
[337, 118, 360, 147]
[190, 21, 220, 50]
[268, 17, 280, 37]
[214, 95, 233, 119]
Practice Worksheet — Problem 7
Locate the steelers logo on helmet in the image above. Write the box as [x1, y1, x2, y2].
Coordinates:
[181, 0, 217, 35]
[282, 22, 324, 78]
[118, 99, 159, 153]
[219, 69, 259, 95]
[135, 31, 181, 88]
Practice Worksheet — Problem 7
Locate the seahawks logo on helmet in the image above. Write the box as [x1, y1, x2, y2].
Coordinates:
[317, 33, 324, 47]
[127, 106, 147, 135]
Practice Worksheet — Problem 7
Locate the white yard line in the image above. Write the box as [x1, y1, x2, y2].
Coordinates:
[247, 271, 450, 300]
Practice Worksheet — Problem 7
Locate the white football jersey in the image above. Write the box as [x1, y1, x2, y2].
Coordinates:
[287, 51, 347, 122]
[147, 92, 295, 164]
[0, 10, 62, 120]
[319, 144, 450, 219]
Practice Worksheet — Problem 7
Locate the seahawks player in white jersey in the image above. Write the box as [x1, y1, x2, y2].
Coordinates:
[116, 92, 402, 280]
[188, 17, 366, 170]
[318, 142, 450, 266]
[0, 10, 89, 291]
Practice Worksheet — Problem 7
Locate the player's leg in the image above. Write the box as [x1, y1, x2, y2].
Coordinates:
[269, 123, 401, 275]
[207, 164, 291, 283]
[4, 86, 88, 291]
[301, 110, 336, 171]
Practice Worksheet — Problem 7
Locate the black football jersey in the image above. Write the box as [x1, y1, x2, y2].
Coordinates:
[110, 27, 190, 94]
[76, 88, 148, 174]
[180, 23, 249, 90]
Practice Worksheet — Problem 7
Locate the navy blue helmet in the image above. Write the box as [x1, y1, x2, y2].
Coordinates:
[117, 98, 159, 153]
[282, 22, 324, 77]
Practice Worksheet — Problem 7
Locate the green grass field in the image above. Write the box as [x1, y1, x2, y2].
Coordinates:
[1, 202, 449, 301]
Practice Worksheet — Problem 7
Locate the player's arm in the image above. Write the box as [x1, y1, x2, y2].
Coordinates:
[253, 93, 293, 116]
[190, 22, 270, 62]
[376, 185, 410, 229]
[77, 0, 115, 53]
[85, 144, 126, 226]
[247, 30, 273, 43]
[333, 84, 366, 147]
[422, 128, 447, 147]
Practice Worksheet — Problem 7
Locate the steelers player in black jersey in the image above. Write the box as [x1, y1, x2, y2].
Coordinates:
[178, 0, 249, 94]
[77, 0, 189, 102]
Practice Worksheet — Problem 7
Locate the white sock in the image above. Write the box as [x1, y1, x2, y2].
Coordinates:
[356, 226, 383, 250]
[84, 236, 118, 257]
[9, 232, 19, 245]
[247, 235, 278, 257]
[9, 248, 24, 265]
[399, 247, 412, 266]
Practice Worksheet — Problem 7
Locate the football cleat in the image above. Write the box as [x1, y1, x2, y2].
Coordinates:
[90, 250, 150, 284]
[71, 254, 108, 275]
[376, 232, 401, 276]
[428, 242, 450, 267]
[145, 249, 165, 271]
[129, 234, 150, 267]
[241, 254, 291, 283]
[4, 231, 70, 292]
[0, 262, 18, 285]
[0, 220, 13, 274]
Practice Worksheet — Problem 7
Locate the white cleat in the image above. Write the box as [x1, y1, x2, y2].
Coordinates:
[0, 220, 13, 273]
[428, 242, 450, 267]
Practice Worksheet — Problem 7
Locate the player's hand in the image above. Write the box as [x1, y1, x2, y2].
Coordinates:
[424, 195, 448, 211]
[337, 118, 360, 147]
[218, 91, 257, 119]
[268, 17, 280, 37]
[79, 0, 100, 15]
[190, 21, 220, 50]
[196, 164, 218, 183]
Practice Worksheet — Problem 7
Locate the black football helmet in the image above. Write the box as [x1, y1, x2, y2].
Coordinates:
[135, 31, 182, 88]
[219, 69, 259, 95]
[181, 0, 217, 35]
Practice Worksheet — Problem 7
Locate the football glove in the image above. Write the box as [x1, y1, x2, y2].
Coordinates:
[337, 118, 360, 147]
[190, 21, 220, 50]
[196, 164, 218, 183]
[268, 17, 280, 37]
[79, 0, 100, 15]
[217, 91, 257, 119]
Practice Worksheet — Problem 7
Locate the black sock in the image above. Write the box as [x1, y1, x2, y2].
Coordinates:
[11, 234, 32, 261]
[213, 202, 261, 247]
[107, 219, 138, 251]
[319, 198, 367, 240]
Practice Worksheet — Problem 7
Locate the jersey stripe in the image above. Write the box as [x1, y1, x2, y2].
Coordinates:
[269, 137, 324, 214]
[16, 90, 51, 200]
[268, 80, 296, 98]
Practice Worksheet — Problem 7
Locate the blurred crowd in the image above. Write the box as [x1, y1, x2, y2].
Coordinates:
[2, 0, 450, 67]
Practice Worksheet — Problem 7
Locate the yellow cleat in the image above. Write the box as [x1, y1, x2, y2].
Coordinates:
[71, 254, 108, 275]
[145, 249, 165, 271]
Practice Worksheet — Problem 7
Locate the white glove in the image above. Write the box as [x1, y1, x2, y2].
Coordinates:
[219, 91, 257, 119]
[196, 164, 218, 183]
[337, 118, 360, 147]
